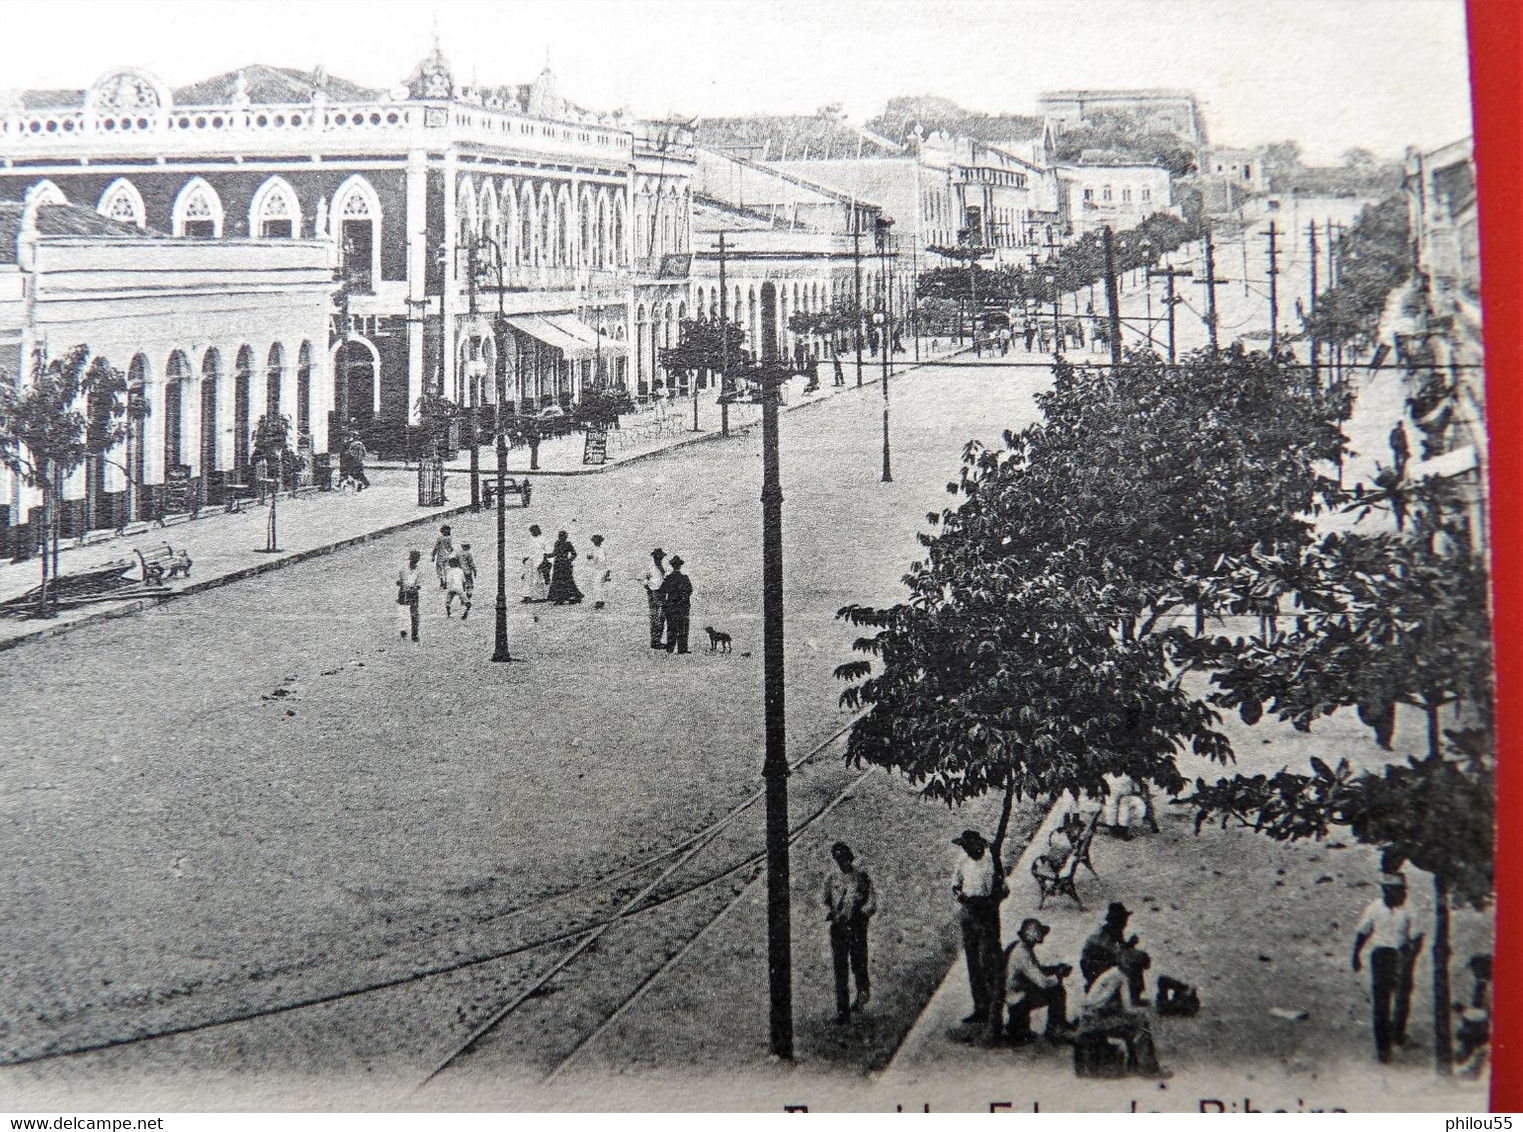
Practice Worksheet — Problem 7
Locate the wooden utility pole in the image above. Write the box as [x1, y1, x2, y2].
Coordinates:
[717, 231, 729, 437]
[1102, 226, 1123, 367]
[852, 216, 864, 386]
[1196, 228, 1228, 354]
[1307, 220, 1320, 381]
[1146, 263, 1193, 364]
[1266, 220, 1281, 355]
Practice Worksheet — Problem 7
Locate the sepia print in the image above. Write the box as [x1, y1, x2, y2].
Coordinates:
[0, 0, 1493, 1113]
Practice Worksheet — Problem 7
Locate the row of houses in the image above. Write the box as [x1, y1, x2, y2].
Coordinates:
[0, 55, 1196, 543]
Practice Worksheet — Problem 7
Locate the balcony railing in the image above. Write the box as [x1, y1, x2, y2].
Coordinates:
[0, 98, 634, 162]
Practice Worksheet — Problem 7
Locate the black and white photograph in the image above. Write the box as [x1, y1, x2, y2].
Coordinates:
[0, 0, 1495, 1113]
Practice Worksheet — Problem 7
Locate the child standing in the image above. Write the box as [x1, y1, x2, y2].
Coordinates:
[458, 542, 477, 606]
[431, 524, 456, 590]
[444, 555, 471, 619]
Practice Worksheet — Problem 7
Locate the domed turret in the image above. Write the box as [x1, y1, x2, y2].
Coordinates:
[406, 42, 454, 100]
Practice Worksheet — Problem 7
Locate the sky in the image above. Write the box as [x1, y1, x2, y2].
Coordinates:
[0, 0, 1475, 164]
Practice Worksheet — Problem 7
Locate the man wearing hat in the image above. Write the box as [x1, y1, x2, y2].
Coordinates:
[1081, 902, 1152, 1006]
[641, 548, 667, 648]
[657, 555, 693, 654]
[1004, 918, 1073, 1043]
[952, 829, 1004, 1028]
[823, 841, 876, 1022]
[1352, 874, 1425, 1063]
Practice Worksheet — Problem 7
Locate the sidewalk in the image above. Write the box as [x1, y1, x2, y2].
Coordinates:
[0, 346, 958, 653]
[874, 707, 1491, 1113]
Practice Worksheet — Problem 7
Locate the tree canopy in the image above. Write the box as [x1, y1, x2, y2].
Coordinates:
[836, 344, 1348, 814]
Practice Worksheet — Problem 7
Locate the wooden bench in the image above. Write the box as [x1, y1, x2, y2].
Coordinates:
[481, 476, 532, 509]
[1032, 810, 1101, 910]
[135, 542, 193, 586]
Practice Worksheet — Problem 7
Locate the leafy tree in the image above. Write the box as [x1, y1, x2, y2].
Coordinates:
[1341, 146, 1380, 170]
[787, 302, 860, 354]
[1301, 194, 1412, 354]
[1052, 109, 1200, 178]
[834, 344, 1346, 921]
[0, 346, 134, 614]
[414, 390, 459, 457]
[659, 316, 747, 382]
[1189, 479, 1492, 1074]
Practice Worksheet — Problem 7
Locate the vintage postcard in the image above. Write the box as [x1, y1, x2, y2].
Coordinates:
[0, 0, 1499, 1114]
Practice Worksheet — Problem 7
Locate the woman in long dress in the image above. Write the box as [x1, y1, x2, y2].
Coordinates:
[547, 530, 584, 605]
[586, 534, 611, 609]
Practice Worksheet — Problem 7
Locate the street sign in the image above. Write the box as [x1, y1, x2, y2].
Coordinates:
[583, 427, 609, 466]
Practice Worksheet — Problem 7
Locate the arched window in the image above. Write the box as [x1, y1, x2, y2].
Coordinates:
[234, 345, 253, 468]
[456, 177, 477, 278]
[97, 178, 145, 229]
[296, 342, 313, 440]
[612, 195, 626, 267]
[537, 187, 553, 267]
[173, 177, 223, 238]
[266, 343, 285, 420]
[635, 304, 647, 392]
[126, 354, 148, 507]
[580, 194, 593, 268]
[163, 358, 186, 473]
[199, 348, 221, 474]
[596, 192, 610, 270]
[332, 175, 381, 292]
[250, 176, 301, 238]
[520, 184, 535, 267]
[555, 188, 571, 266]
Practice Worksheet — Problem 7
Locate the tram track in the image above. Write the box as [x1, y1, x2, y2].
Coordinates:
[0, 718, 862, 1072]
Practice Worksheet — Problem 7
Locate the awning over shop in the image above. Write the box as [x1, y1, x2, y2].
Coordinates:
[506, 313, 626, 360]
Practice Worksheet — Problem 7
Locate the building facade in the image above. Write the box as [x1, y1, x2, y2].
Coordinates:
[1055, 162, 1175, 236]
[0, 53, 649, 455]
[1037, 89, 1208, 145]
[0, 192, 334, 546]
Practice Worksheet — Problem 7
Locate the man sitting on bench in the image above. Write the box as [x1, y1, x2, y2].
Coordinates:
[1003, 917, 1073, 1043]
[1078, 958, 1171, 1079]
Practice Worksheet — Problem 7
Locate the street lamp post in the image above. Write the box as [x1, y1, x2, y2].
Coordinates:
[875, 217, 895, 483]
[481, 233, 516, 665]
[757, 357, 791, 1060]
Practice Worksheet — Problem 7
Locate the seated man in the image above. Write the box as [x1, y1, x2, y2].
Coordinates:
[1081, 902, 1152, 1006]
[1100, 773, 1156, 838]
[1455, 953, 1492, 1077]
[1004, 917, 1073, 1043]
[1078, 960, 1171, 1079]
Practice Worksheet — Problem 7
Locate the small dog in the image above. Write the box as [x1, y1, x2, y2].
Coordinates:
[704, 626, 732, 654]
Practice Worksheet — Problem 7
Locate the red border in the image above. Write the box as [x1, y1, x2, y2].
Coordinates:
[1471, 0, 1523, 1113]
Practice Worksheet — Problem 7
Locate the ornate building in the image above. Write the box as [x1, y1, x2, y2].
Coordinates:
[0, 48, 684, 454]
[0, 188, 334, 547]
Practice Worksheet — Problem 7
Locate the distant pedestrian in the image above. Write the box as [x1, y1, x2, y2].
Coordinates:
[1352, 876, 1424, 1063]
[395, 551, 422, 642]
[1024, 323, 1037, 351]
[824, 841, 875, 1022]
[431, 525, 456, 590]
[586, 534, 611, 609]
[523, 524, 550, 603]
[657, 555, 692, 653]
[458, 542, 477, 605]
[444, 556, 471, 619]
[832, 354, 845, 386]
[642, 548, 668, 648]
[1390, 420, 1411, 478]
[548, 530, 583, 605]
[952, 829, 1003, 1031]
[342, 436, 370, 491]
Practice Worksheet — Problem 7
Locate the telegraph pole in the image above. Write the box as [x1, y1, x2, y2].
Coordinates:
[717, 231, 730, 438]
[852, 214, 864, 386]
[877, 218, 894, 482]
[1102, 225, 1123, 367]
[1307, 220, 1320, 381]
[466, 238, 481, 512]
[1266, 220, 1281, 355]
[1146, 262, 1193, 363]
[1196, 227, 1227, 354]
